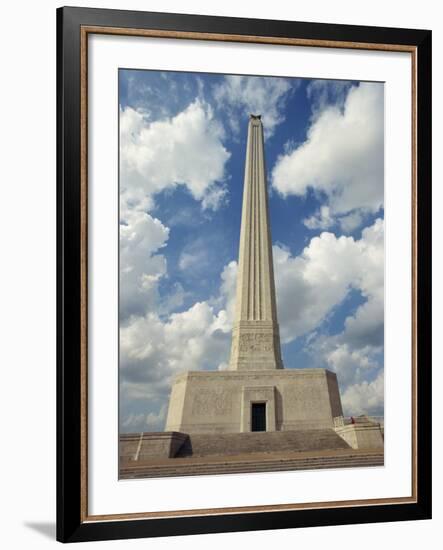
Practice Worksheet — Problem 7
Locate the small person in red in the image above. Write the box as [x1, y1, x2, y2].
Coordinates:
[350, 416, 355, 424]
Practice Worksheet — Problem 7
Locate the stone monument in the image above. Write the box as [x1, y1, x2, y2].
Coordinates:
[165, 115, 344, 435]
[120, 115, 384, 472]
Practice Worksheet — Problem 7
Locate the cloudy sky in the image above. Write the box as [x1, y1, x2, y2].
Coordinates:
[119, 69, 384, 433]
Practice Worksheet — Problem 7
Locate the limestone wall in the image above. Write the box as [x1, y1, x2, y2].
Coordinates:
[165, 368, 343, 434]
[120, 432, 188, 463]
[335, 422, 384, 450]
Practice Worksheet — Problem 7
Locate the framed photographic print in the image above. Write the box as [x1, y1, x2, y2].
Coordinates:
[57, 6, 432, 543]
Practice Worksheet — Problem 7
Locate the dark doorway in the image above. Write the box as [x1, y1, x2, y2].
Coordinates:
[251, 403, 266, 432]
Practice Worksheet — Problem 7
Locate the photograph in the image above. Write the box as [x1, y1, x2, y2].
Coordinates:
[118, 69, 385, 479]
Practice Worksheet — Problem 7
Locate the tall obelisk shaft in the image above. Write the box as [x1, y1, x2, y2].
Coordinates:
[229, 115, 283, 371]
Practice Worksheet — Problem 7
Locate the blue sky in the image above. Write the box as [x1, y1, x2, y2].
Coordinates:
[119, 69, 384, 433]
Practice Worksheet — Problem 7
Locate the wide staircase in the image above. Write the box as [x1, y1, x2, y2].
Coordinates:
[175, 429, 350, 458]
[120, 448, 383, 479]
[120, 429, 384, 479]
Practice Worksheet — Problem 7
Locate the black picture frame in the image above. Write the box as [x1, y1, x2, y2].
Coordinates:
[57, 5, 432, 543]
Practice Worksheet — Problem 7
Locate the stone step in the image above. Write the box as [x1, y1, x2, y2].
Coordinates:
[122, 460, 384, 478]
[121, 452, 383, 479]
[176, 429, 350, 458]
[122, 459, 384, 477]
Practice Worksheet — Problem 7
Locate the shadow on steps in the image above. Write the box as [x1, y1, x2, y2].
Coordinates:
[175, 429, 350, 458]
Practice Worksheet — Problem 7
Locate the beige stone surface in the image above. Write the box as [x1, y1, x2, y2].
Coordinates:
[120, 432, 188, 462]
[229, 115, 283, 371]
[335, 422, 384, 450]
[120, 448, 384, 479]
[165, 368, 343, 433]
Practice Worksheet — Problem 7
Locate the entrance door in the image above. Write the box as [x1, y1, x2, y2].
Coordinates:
[251, 403, 266, 432]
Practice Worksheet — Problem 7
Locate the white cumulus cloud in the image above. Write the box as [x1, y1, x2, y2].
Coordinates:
[303, 205, 335, 230]
[341, 369, 384, 416]
[213, 75, 293, 139]
[120, 210, 169, 321]
[324, 344, 379, 388]
[274, 218, 384, 345]
[272, 82, 384, 230]
[120, 99, 230, 212]
[118, 99, 232, 322]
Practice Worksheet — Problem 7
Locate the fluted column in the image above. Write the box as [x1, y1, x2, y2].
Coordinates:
[229, 115, 283, 371]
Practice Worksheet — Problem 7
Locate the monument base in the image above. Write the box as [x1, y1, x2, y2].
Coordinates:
[165, 368, 343, 434]
[334, 416, 384, 449]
